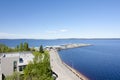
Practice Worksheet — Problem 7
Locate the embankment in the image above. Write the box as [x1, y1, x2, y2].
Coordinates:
[49, 44, 90, 80]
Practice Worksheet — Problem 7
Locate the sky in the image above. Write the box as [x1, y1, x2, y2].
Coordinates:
[0, 0, 120, 39]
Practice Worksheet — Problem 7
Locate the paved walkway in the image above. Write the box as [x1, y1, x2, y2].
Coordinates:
[49, 49, 88, 80]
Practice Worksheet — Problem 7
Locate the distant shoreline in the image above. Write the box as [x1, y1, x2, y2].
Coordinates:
[0, 38, 120, 40]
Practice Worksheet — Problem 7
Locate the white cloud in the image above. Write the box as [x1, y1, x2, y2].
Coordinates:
[46, 31, 57, 34]
[0, 32, 44, 39]
[60, 29, 68, 32]
[0, 32, 17, 36]
[46, 29, 68, 34]
[0, 29, 69, 39]
[0, 33, 18, 39]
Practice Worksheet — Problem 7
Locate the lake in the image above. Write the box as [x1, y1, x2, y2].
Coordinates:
[0, 39, 120, 80]
[59, 39, 120, 80]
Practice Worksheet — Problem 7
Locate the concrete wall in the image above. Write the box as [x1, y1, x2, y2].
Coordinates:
[1, 57, 19, 77]
[0, 74, 2, 80]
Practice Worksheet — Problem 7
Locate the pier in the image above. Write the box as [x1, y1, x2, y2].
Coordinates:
[46, 43, 91, 51]
[48, 44, 90, 80]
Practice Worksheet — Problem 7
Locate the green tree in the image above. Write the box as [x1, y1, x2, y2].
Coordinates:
[24, 42, 29, 51]
[20, 43, 23, 51]
[0, 44, 11, 53]
[39, 45, 44, 53]
[0, 44, 5, 53]
[24, 51, 53, 80]
[24, 62, 34, 80]
[15, 45, 19, 52]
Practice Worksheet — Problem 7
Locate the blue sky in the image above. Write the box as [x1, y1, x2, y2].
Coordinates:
[0, 0, 120, 39]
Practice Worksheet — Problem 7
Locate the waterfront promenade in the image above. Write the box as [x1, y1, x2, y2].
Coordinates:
[49, 44, 89, 80]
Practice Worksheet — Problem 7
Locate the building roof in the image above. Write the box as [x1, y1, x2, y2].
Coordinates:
[18, 52, 34, 66]
[0, 52, 34, 66]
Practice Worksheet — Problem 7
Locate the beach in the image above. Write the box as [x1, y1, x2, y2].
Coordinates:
[49, 49, 89, 80]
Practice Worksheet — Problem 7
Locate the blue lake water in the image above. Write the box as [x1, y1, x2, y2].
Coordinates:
[59, 40, 120, 80]
[0, 39, 120, 80]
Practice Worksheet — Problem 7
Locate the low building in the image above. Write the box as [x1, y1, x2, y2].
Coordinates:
[0, 52, 34, 80]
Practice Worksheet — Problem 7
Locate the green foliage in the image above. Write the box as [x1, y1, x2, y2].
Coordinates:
[15, 45, 19, 52]
[0, 44, 8, 53]
[0, 44, 14, 53]
[24, 42, 29, 51]
[39, 45, 44, 53]
[19, 42, 30, 51]
[5, 72, 21, 80]
[30, 47, 36, 51]
[20, 43, 23, 51]
[0, 42, 30, 53]
[24, 51, 53, 80]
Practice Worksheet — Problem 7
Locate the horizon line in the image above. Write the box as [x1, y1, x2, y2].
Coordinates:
[0, 38, 120, 40]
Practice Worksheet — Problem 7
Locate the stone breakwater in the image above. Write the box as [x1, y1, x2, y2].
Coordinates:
[60, 44, 92, 50]
[46, 43, 92, 51]
[48, 44, 91, 80]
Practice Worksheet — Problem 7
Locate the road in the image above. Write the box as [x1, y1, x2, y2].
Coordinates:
[49, 49, 88, 80]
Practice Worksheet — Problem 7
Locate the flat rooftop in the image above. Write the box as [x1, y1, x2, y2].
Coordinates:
[0, 52, 33, 58]
[0, 52, 34, 65]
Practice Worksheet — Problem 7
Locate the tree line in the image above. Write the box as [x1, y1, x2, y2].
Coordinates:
[0, 42, 30, 53]
[15, 42, 30, 52]
[0, 44, 13, 53]
[0, 42, 45, 53]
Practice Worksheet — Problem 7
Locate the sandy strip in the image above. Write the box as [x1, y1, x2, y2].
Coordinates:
[49, 49, 89, 80]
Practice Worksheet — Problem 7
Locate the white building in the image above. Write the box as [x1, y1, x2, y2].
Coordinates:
[0, 52, 34, 80]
